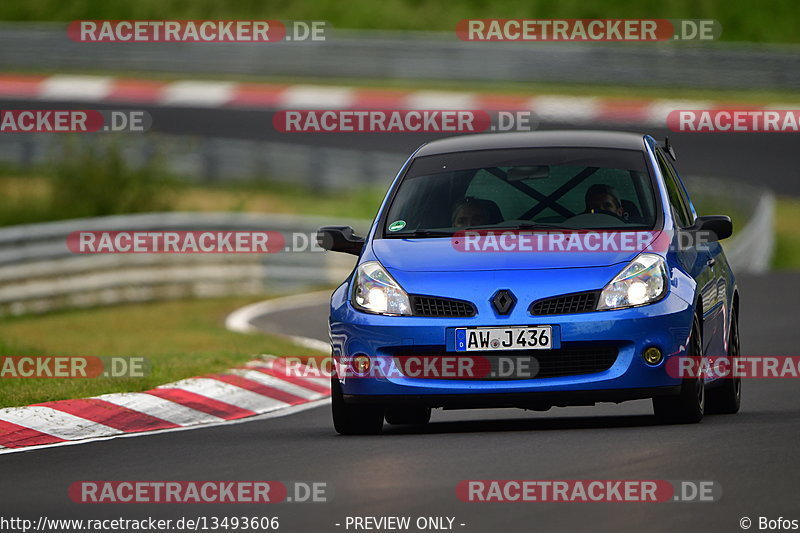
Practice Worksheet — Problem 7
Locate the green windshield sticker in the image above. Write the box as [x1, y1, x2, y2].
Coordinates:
[388, 220, 406, 232]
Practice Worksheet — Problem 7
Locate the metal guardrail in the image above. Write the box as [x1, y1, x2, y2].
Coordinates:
[1, 24, 800, 90]
[682, 175, 775, 275]
[712, 185, 775, 275]
[0, 133, 407, 190]
[0, 179, 774, 316]
[0, 212, 363, 316]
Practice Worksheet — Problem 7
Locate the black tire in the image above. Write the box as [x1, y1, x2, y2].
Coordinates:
[653, 313, 705, 424]
[385, 406, 432, 426]
[706, 307, 742, 414]
[331, 375, 384, 435]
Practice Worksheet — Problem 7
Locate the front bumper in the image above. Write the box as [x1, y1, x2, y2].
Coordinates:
[344, 386, 682, 409]
[330, 285, 695, 405]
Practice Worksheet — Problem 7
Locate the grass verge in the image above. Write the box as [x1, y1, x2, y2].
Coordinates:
[0, 173, 386, 225]
[0, 140, 174, 226]
[174, 180, 386, 220]
[0, 297, 326, 408]
[2, 1, 800, 44]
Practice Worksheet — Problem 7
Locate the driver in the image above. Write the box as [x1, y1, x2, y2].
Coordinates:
[451, 197, 503, 227]
[585, 184, 624, 217]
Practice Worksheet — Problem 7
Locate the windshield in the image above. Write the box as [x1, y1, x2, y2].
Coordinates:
[383, 147, 658, 237]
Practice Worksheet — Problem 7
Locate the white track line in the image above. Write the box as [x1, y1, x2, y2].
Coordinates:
[286, 335, 331, 354]
[225, 291, 332, 353]
[225, 290, 331, 333]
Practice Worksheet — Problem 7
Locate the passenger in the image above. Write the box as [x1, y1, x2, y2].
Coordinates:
[585, 184, 624, 217]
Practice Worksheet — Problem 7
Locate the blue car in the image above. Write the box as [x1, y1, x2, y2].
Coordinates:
[318, 131, 740, 435]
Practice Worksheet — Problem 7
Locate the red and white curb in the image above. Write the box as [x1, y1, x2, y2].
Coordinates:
[1, 74, 785, 127]
[0, 356, 330, 454]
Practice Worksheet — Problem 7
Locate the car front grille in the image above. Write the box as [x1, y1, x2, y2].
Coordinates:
[530, 291, 599, 315]
[390, 345, 618, 380]
[411, 295, 477, 317]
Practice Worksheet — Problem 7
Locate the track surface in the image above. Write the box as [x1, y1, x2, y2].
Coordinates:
[1, 101, 799, 531]
[1, 99, 799, 195]
[2, 273, 799, 532]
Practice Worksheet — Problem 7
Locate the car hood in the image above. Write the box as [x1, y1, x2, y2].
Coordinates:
[372, 236, 648, 272]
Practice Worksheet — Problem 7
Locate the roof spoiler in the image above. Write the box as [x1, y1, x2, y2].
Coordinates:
[662, 137, 677, 161]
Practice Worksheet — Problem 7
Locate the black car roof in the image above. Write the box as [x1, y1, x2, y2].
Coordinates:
[413, 130, 649, 157]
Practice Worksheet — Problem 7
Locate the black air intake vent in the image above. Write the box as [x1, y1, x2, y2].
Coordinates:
[410, 295, 477, 317]
[530, 291, 599, 315]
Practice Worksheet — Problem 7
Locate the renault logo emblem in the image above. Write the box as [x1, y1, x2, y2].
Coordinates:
[491, 289, 516, 315]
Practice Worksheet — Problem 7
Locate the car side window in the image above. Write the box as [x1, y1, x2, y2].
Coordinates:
[656, 150, 693, 227]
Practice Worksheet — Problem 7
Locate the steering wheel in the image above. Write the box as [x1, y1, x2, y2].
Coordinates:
[588, 208, 627, 222]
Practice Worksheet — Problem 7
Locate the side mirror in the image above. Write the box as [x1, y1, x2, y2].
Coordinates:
[316, 226, 365, 256]
[691, 215, 733, 242]
[662, 137, 677, 161]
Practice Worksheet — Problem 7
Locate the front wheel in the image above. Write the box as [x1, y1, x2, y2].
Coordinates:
[706, 307, 742, 414]
[653, 313, 705, 424]
[331, 375, 384, 435]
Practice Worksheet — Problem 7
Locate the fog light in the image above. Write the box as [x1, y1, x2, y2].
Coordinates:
[642, 347, 663, 365]
[351, 354, 371, 375]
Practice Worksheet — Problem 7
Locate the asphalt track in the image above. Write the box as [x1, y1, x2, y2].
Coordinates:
[1, 99, 799, 195]
[1, 101, 799, 532]
[2, 272, 799, 532]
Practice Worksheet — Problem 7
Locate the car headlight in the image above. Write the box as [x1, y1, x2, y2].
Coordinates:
[352, 261, 412, 315]
[597, 253, 668, 310]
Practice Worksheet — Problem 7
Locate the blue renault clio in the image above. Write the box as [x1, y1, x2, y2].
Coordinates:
[318, 131, 740, 435]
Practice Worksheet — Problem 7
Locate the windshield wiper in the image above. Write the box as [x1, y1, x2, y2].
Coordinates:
[463, 223, 574, 231]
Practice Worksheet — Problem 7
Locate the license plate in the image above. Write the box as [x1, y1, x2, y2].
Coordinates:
[455, 326, 552, 352]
